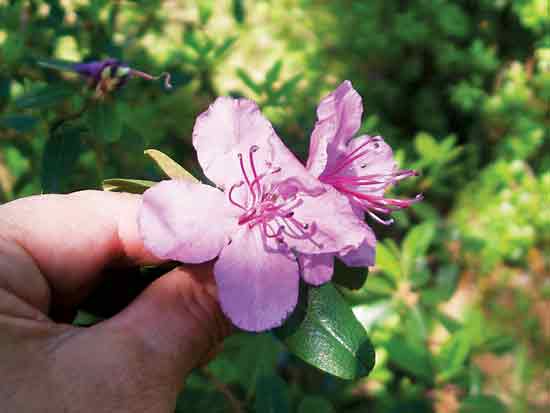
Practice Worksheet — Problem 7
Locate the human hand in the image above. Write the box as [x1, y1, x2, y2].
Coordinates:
[0, 190, 232, 413]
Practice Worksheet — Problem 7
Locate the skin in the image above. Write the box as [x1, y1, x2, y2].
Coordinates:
[0, 190, 232, 412]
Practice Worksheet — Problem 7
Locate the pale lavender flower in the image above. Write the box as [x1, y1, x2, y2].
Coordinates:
[139, 97, 373, 331]
[302, 81, 422, 282]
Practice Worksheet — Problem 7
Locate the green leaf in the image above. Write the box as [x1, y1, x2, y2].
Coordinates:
[254, 374, 291, 413]
[14, 85, 74, 110]
[213, 36, 237, 59]
[332, 260, 368, 290]
[436, 331, 472, 382]
[208, 333, 283, 395]
[265, 60, 283, 88]
[144, 149, 198, 181]
[237, 69, 262, 95]
[41, 125, 85, 193]
[271, 74, 302, 102]
[459, 395, 507, 413]
[232, 0, 246, 24]
[87, 102, 122, 143]
[401, 222, 436, 278]
[37, 58, 77, 72]
[297, 396, 335, 413]
[102, 178, 156, 194]
[376, 241, 401, 281]
[0, 115, 39, 132]
[276, 282, 375, 380]
[385, 336, 433, 383]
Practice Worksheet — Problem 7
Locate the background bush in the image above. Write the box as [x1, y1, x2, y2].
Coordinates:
[1, 1, 548, 412]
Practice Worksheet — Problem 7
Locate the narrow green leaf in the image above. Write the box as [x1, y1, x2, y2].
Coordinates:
[15, 85, 74, 109]
[376, 241, 401, 281]
[87, 102, 122, 143]
[385, 336, 433, 383]
[254, 374, 291, 413]
[41, 125, 84, 193]
[102, 178, 156, 194]
[436, 331, 472, 382]
[213, 36, 237, 59]
[401, 222, 436, 278]
[144, 149, 198, 182]
[271, 74, 302, 102]
[237, 69, 262, 95]
[265, 60, 283, 88]
[37, 58, 77, 72]
[232, 0, 245, 24]
[276, 282, 375, 380]
[298, 396, 335, 413]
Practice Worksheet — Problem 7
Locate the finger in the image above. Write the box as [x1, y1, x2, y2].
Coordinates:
[0, 190, 160, 312]
[97, 263, 232, 378]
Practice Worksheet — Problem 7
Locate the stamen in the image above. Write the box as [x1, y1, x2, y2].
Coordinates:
[229, 182, 247, 210]
[131, 69, 173, 89]
[325, 137, 381, 177]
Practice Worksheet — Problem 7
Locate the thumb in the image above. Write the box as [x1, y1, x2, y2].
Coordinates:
[101, 263, 232, 378]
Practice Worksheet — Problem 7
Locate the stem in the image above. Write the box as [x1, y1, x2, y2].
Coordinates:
[201, 368, 243, 413]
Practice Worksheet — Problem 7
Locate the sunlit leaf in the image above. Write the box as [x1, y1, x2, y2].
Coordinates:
[144, 149, 198, 182]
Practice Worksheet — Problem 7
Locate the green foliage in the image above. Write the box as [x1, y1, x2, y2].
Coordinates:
[276, 282, 375, 380]
[1, 0, 546, 412]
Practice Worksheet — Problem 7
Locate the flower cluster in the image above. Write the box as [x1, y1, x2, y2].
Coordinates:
[139, 81, 420, 331]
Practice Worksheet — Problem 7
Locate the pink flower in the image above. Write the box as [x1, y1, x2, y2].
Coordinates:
[303, 81, 422, 278]
[139, 97, 372, 331]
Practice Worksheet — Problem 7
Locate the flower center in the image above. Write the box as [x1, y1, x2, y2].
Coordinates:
[320, 136, 422, 225]
[229, 146, 313, 243]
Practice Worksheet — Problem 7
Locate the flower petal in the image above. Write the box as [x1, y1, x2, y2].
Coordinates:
[339, 226, 376, 267]
[139, 180, 238, 263]
[214, 227, 299, 331]
[299, 254, 334, 286]
[283, 186, 372, 255]
[193, 97, 322, 192]
[344, 135, 396, 181]
[306, 81, 363, 177]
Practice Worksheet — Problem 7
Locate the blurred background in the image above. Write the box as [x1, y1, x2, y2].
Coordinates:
[0, 0, 548, 412]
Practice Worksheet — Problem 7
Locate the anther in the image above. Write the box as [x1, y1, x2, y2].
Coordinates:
[250, 145, 259, 153]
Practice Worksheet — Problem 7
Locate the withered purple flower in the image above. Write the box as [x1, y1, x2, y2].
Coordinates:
[73, 58, 172, 98]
